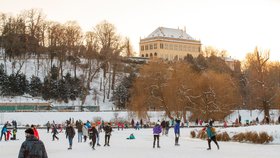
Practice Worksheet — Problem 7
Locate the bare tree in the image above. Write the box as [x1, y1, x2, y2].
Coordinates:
[243, 47, 280, 118]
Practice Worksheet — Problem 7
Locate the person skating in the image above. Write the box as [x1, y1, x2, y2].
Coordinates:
[204, 124, 219, 150]
[82, 123, 89, 142]
[103, 122, 112, 146]
[11, 127, 17, 140]
[165, 120, 170, 136]
[18, 128, 48, 158]
[89, 123, 99, 150]
[153, 122, 162, 148]
[0, 123, 7, 141]
[76, 120, 83, 143]
[174, 119, 180, 146]
[31, 125, 40, 140]
[65, 122, 75, 150]
[46, 121, 51, 133]
[52, 125, 59, 141]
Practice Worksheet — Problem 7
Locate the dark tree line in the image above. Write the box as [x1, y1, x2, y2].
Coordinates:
[0, 63, 83, 103]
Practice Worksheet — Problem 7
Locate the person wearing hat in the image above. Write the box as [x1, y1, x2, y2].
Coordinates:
[31, 125, 40, 140]
[65, 123, 76, 150]
[204, 124, 219, 150]
[152, 121, 162, 148]
[89, 123, 99, 150]
[18, 128, 48, 158]
[103, 122, 112, 146]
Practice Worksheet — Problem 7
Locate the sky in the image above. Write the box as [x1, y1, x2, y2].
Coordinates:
[0, 0, 279, 61]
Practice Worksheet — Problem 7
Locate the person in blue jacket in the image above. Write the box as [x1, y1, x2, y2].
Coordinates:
[174, 119, 180, 146]
[0, 123, 8, 141]
[204, 124, 219, 150]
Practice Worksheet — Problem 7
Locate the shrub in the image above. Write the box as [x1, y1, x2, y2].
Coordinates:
[233, 131, 273, 144]
[244, 131, 258, 143]
[190, 130, 196, 138]
[197, 130, 207, 139]
[232, 132, 245, 142]
[258, 132, 273, 144]
[216, 132, 231, 141]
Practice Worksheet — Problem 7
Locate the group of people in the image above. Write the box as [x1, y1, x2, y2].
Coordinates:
[62, 119, 113, 150]
[0, 121, 17, 141]
[153, 118, 219, 150]
[152, 118, 181, 148]
[0, 117, 223, 158]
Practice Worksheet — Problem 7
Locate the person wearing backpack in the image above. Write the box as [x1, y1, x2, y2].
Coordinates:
[204, 124, 219, 150]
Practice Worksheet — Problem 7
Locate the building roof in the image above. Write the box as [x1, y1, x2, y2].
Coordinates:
[146, 27, 195, 40]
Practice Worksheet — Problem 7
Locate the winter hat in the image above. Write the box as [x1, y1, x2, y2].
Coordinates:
[25, 128, 34, 135]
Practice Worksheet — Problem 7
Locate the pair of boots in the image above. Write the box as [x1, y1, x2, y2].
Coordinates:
[207, 142, 219, 150]
[153, 141, 160, 148]
[175, 137, 180, 146]
[68, 145, 72, 150]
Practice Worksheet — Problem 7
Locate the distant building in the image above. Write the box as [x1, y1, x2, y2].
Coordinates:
[223, 56, 241, 72]
[139, 27, 202, 60]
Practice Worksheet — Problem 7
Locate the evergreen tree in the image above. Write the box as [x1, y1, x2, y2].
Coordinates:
[42, 77, 51, 100]
[58, 78, 68, 102]
[112, 72, 135, 109]
[17, 73, 29, 95]
[0, 64, 8, 95]
[29, 75, 42, 97]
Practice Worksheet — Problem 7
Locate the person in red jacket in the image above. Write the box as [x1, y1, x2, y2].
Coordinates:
[6, 130, 11, 140]
[31, 125, 40, 140]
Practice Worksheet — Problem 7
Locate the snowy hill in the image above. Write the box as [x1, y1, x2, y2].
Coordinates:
[0, 58, 115, 110]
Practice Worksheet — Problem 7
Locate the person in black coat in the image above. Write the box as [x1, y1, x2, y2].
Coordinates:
[65, 122, 76, 150]
[103, 123, 112, 146]
[52, 125, 59, 141]
[18, 128, 48, 158]
[89, 123, 99, 150]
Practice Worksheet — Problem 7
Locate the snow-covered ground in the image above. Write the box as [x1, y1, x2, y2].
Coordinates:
[1, 111, 280, 157]
[1, 127, 280, 158]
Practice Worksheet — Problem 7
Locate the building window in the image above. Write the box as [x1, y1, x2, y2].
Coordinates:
[154, 52, 157, 56]
[169, 44, 173, 50]
[141, 45, 144, 51]
[174, 45, 178, 50]
[164, 43, 168, 49]
[183, 45, 186, 51]
[145, 45, 148, 50]
[179, 45, 182, 51]
[145, 54, 148, 57]
[160, 43, 163, 49]
[150, 53, 153, 57]
[154, 43, 157, 49]
[150, 44, 153, 49]
[141, 54, 144, 57]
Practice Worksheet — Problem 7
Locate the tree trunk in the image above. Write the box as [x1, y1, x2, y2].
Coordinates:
[111, 64, 117, 91]
[107, 67, 111, 99]
[263, 100, 270, 118]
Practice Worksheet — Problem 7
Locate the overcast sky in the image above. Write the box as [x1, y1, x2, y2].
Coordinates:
[0, 0, 279, 61]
